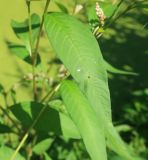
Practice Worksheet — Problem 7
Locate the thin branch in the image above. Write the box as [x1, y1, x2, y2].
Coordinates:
[32, 0, 51, 100]
[33, 0, 51, 62]
[104, 1, 136, 29]
[41, 83, 61, 103]
[27, 1, 34, 55]
[26, 0, 37, 100]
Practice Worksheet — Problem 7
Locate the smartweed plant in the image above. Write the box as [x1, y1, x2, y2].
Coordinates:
[0, 0, 147, 160]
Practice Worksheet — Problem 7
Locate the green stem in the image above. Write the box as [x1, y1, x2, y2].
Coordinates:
[41, 83, 61, 103]
[3, 92, 8, 107]
[26, 1, 37, 100]
[34, 0, 51, 55]
[41, 71, 70, 103]
[109, 0, 124, 21]
[27, 1, 33, 55]
[32, 0, 51, 100]
[40, 64, 53, 101]
[104, 1, 135, 29]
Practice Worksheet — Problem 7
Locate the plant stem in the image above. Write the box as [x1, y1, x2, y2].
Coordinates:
[31, 0, 51, 100]
[41, 83, 61, 103]
[10, 133, 29, 160]
[104, 1, 136, 29]
[109, 0, 124, 21]
[34, 0, 51, 55]
[26, 1, 37, 100]
[10, 83, 60, 160]
[27, 1, 33, 55]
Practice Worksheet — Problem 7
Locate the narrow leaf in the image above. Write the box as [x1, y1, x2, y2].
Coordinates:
[60, 80, 107, 160]
[55, 2, 69, 13]
[104, 60, 138, 76]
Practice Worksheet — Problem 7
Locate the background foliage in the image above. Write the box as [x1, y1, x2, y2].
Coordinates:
[0, 0, 147, 160]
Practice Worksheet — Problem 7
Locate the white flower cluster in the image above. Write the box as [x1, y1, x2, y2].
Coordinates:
[95, 2, 105, 26]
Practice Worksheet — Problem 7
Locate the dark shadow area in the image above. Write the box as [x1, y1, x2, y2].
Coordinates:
[99, 9, 148, 154]
[12, 23, 40, 34]
[10, 102, 62, 134]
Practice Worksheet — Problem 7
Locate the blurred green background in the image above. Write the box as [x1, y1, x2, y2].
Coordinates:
[0, 0, 148, 159]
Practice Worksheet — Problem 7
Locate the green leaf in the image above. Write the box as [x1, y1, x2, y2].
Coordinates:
[55, 1, 69, 13]
[104, 60, 138, 76]
[60, 80, 107, 160]
[115, 124, 132, 133]
[11, 13, 40, 52]
[106, 123, 134, 160]
[44, 153, 52, 160]
[44, 12, 111, 124]
[8, 43, 41, 66]
[10, 102, 80, 139]
[0, 146, 25, 160]
[44, 12, 136, 160]
[33, 138, 53, 155]
[0, 123, 11, 134]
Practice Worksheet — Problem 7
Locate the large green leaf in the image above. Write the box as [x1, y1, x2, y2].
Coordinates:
[60, 80, 107, 160]
[11, 13, 40, 53]
[10, 102, 80, 139]
[44, 13, 136, 160]
[0, 146, 25, 160]
[44, 12, 111, 124]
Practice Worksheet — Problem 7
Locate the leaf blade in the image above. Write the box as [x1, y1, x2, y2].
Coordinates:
[60, 80, 107, 160]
